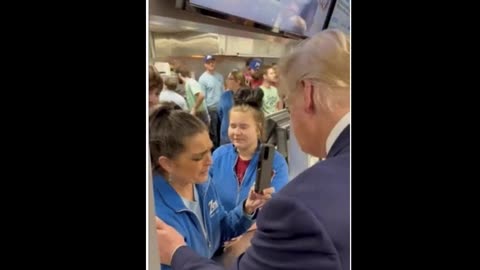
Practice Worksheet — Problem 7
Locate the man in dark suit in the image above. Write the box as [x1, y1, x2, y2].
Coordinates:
[155, 29, 350, 270]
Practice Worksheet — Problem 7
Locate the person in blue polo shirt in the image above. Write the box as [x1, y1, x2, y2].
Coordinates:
[199, 55, 224, 150]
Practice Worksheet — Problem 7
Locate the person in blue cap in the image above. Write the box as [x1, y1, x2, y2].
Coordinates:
[244, 58, 263, 89]
[199, 55, 224, 150]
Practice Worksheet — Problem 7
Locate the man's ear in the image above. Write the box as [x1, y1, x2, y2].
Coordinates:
[300, 79, 315, 114]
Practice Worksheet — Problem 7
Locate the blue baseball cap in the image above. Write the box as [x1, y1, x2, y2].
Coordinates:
[248, 58, 262, 70]
[204, 55, 216, 63]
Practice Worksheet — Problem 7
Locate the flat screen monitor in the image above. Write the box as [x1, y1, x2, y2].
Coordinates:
[189, 0, 335, 37]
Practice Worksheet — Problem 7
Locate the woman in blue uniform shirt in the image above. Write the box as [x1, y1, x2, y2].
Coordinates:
[149, 102, 273, 270]
[218, 70, 246, 145]
[210, 88, 289, 216]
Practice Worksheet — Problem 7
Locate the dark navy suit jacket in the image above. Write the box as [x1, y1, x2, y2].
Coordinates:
[171, 126, 350, 270]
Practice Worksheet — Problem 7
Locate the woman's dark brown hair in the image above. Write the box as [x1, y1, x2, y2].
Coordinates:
[149, 102, 208, 174]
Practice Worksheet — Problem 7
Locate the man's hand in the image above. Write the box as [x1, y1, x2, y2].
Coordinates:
[155, 217, 186, 265]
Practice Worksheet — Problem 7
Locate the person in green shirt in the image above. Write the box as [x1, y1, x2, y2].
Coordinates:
[259, 64, 283, 115]
[176, 65, 210, 125]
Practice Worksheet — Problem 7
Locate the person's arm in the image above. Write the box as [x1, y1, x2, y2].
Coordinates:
[192, 92, 205, 114]
[208, 151, 257, 242]
[271, 152, 289, 192]
[171, 196, 340, 270]
[190, 81, 205, 114]
[218, 96, 225, 123]
[179, 96, 188, 111]
[275, 88, 283, 110]
[276, 98, 284, 111]
[214, 181, 274, 243]
[215, 189, 255, 243]
[198, 76, 208, 98]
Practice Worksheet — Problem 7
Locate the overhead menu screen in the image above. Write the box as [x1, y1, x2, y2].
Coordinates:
[189, 0, 335, 37]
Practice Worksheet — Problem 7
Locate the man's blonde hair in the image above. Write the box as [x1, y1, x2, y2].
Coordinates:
[277, 29, 350, 112]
